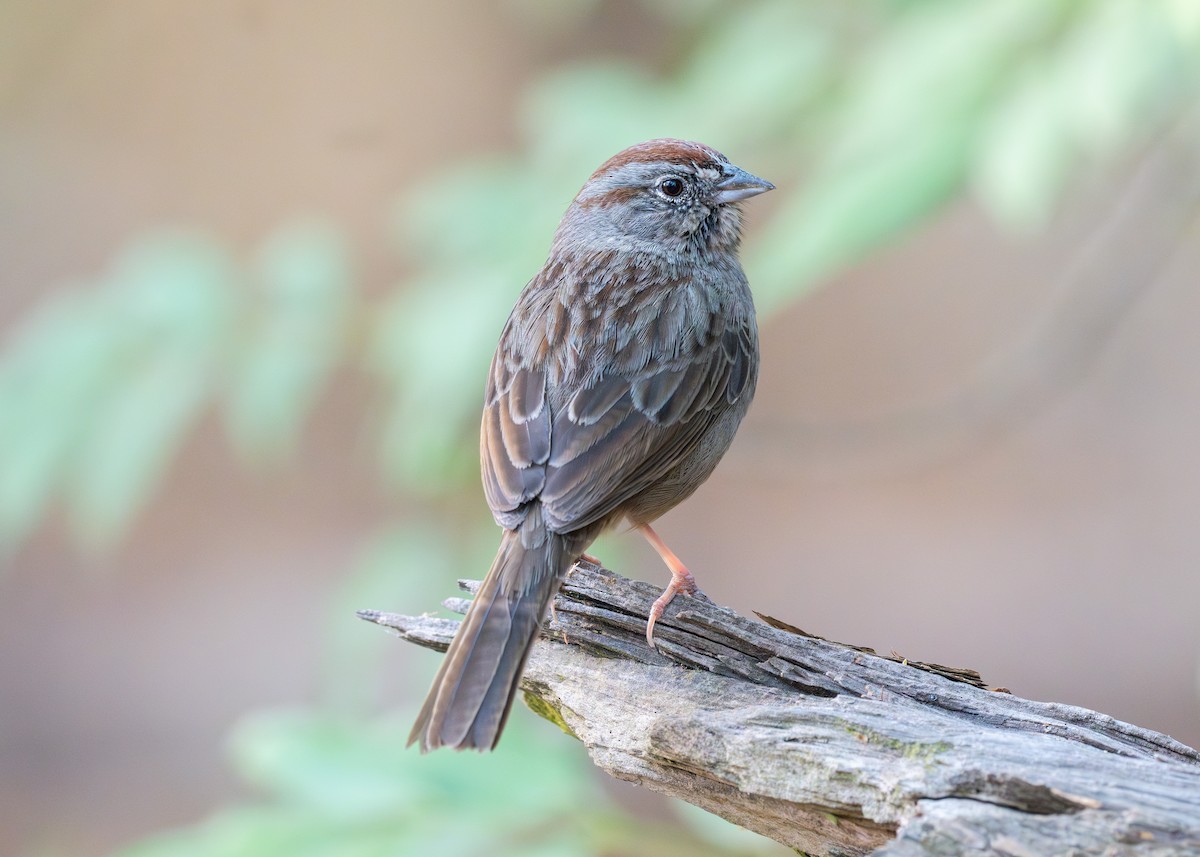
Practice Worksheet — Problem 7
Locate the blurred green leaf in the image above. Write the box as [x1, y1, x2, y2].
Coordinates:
[521, 64, 679, 167]
[1164, 0, 1200, 40]
[745, 0, 1074, 309]
[751, 116, 971, 313]
[1058, 0, 1169, 161]
[117, 703, 783, 857]
[972, 58, 1075, 230]
[225, 218, 352, 464]
[0, 231, 236, 553]
[369, 268, 515, 492]
[394, 158, 565, 272]
[319, 520, 498, 713]
[63, 232, 236, 548]
[117, 707, 608, 857]
[824, 0, 1067, 168]
[228, 710, 427, 817]
[67, 346, 210, 547]
[973, 0, 1199, 229]
[0, 291, 124, 551]
[680, 0, 833, 142]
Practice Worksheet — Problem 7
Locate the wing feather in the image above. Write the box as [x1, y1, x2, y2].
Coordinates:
[479, 265, 757, 536]
[538, 318, 755, 531]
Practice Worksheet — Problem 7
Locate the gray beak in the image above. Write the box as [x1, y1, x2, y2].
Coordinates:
[712, 164, 775, 205]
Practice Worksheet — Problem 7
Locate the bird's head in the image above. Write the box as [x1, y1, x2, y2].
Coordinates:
[559, 139, 774, 259]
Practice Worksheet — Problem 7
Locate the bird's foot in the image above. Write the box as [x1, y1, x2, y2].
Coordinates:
[646, 566, 699, 648]
[637, 523, 703, 648]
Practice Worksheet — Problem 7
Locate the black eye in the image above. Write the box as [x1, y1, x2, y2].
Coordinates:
[658, 177, 685, 198]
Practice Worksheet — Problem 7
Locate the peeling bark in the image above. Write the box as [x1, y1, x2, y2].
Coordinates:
[363, 562, 1200, 856]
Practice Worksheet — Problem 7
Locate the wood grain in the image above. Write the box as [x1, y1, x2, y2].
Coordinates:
[363, 561, 1200, 856]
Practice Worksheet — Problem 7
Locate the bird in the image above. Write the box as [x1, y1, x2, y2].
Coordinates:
[409, 138, 773, 752]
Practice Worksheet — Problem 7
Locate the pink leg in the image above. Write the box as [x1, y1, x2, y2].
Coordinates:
[638, 524, 699, 648]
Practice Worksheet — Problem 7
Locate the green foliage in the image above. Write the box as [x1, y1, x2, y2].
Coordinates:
[225, 218, 351, 465]
[4, 0, 1198, 550]
[317, 522, 499, 715]
[0, 232, 239, 551]
[4, 1, 1199, 854]
[371, 0, 1200, 487]
[972, 0, 1199, 227]
[115, 707, 782, 857]
[116, 708, 600, 857]
[0, 220, 355, 554]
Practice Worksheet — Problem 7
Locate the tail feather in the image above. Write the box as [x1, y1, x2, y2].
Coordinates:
[409, 521, 569, 751]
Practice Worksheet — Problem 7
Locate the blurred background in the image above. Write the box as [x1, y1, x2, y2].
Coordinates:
[3, 1, 1200, 855]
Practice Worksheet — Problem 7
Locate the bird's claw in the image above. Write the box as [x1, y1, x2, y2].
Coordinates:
[645, 570, 699, 648]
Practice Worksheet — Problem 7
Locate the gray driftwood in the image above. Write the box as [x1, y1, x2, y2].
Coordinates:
[361, 561, 1200, 856]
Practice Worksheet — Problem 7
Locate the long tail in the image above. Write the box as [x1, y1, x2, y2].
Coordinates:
[409, 516, 570, 751]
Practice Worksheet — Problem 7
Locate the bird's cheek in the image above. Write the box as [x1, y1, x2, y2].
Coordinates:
[681, 206, 709, 233]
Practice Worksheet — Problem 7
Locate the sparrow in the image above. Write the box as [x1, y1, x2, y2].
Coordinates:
[410, 139, 773, 751]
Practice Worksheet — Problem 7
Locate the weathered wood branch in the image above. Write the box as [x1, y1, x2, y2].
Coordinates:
[361, 562, 1200, 856]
